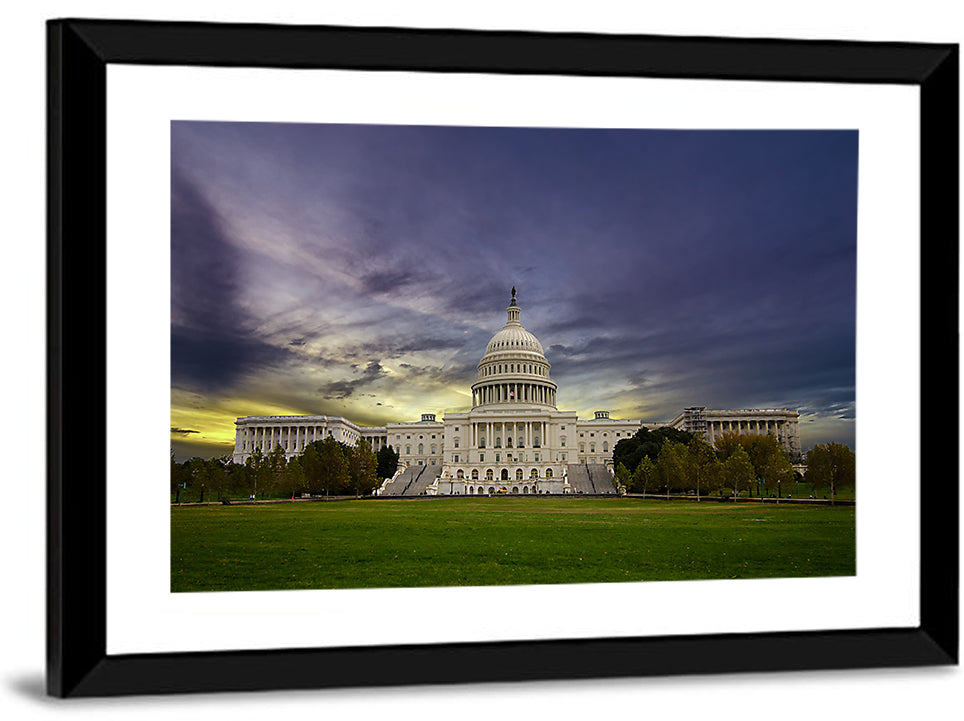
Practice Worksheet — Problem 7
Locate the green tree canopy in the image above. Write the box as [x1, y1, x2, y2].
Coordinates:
[612, 426, 693, 473]
[721, 444, 755, 498]
[376, 444, 399, 480]
[657, 440, 688, 497]
[304, 437, 351, 496]
[348, 439, 380, 497]
[629, 455, 657, 495]
[805, 442, 856, 504]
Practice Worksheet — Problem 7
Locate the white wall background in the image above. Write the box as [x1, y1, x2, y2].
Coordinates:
[2, 1, 961, 718]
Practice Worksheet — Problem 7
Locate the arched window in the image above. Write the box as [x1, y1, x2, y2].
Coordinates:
[418, 443, 424, 454]
[560, 437, 566, 447]
[405, 446, 411, 454]
[546, 468, 553, 478]
[471, 469, 479, 480]
[516, 469, 524, 480]
[480, 436, 486, 448]
[523, 486, 529, 494]
[456, 469, 464, 479]
[495, 437, 502, 448]
[468, 486, 474, 494]
[506, 437, 513, 448]
[590, 443, 595, 453]
[486, 469, 494, 480]
[534, 436, 540, 447]
[488, 487, 495, 495]
[530, 468, 538, 478]
[603, 441, 609, 452]
[501, 469, 509, 480]
[511, 487, 519, 494]
[431, 445, 436, 454]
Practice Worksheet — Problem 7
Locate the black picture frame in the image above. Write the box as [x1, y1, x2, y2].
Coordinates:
[47, 18, 958, 698]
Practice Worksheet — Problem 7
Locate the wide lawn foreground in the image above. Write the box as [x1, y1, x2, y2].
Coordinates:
[171, 497, 855, 592]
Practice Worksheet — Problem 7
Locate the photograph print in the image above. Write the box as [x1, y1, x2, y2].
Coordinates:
[170, 121, 858, 593]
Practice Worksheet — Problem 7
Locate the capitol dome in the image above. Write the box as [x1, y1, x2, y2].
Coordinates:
[471, 288, 558, 409]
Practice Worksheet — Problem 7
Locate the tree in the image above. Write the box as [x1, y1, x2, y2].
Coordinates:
[657, 440, 688, 498]
[280, 456, 306, 499]
[686, 435, 718, 501]
[742, 434, 793, 498]
[204, 456, 230, 501]
[186, 458, 208, 503]
[305, 437, 350, 497]
[170, 450, 186, 503]
[721, 444, 754, 499]
[376, 444, 399, 480]
[805, 442, 856, 505]
[630, 455, 658, 495]
[614, 462, 632, 492]
[612, 426, 694, 475]
[266, 444, 288, 497]
[244, 447, 272, 499]
[348, 439, 380, 497]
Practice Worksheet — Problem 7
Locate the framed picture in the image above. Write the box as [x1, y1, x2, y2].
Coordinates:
[48, 19, 957, 697]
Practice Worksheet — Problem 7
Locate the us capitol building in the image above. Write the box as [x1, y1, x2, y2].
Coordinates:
[232, 289, 800, 496]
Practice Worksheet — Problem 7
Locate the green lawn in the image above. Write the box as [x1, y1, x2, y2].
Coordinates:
[170, 497, 855, 592]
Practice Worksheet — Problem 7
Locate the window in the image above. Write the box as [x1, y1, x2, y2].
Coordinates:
[479, 453, 484, 462]
[580, 433, 584, 438]
[546, 469, 553, 479]
[534, 453, 539, 462]
[603, 442, 608, 452]
[471, 469, 479, 480]
[453, 454, 459, 463]
[405, 446, 411, 454]
[454, 438, 460, 448]
[580, 443, 585, 453]
[417, 444, 423, 454]
[486, 469, 494, 480]
[534, 437, 540, 447]
[530, 468, 538, 478]
[480, 437, 486, 448]
[457, 469, 464, 479]
[455, 427, 459, 431]
[516, 469, 524, 480]
[561, 437, 566, 447]
[496, 453, 501, 463]
[561, 453, 566, 461]
[590, 443, 595, 453]
[495, 437, 502, 448]
[590, 433, 595, 437]
[561, 425, 566, 430]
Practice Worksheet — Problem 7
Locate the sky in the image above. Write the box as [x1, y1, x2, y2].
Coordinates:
[171, 122, 858, 461]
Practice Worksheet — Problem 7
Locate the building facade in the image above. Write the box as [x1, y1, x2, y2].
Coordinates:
[232, 290, 800, 493]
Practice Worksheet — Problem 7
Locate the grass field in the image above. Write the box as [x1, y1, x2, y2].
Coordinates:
[171, 497, 855, 592]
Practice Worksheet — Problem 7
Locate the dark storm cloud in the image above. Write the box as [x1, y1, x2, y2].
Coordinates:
[170, 427, 199, 435]
[360, 268, 421, 294]
[319, 360, 386, 399]
[170, 165, 294, 389]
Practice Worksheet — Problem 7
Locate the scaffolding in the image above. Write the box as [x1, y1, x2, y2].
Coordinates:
[682, 406, 707, 439]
